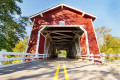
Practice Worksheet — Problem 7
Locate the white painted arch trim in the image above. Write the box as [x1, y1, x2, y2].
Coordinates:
[36, 27, 46, 55]
[36, 25, 90, 55]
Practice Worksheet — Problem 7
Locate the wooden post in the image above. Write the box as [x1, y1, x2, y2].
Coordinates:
[0, 52, 5, 68]
[88, 54, 90, 60]
[43, 54, 44, 59]
[22, 53, 25, 63]
[101, 53, 106, 64]
[91, 53, 94, 63]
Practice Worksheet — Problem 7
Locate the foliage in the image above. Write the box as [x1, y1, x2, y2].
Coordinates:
[0, 0, 29, 51]
[58, 50, 67, 56]
[96, 26, 120, 60]
[12, 37, 28, 52]
[4, 37, 29, 65]
[95, 26, 111, 45]
[62, 50, 67, 56]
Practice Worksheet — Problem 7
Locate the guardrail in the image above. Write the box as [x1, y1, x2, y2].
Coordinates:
[80, 53, 120, 64]
[0, 52, 49, 68]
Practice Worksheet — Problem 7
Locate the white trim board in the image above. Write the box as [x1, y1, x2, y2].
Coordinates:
[91, 19, 101, 54]
[36, 27, 46, 54]
[79, 26, 90, 55]
[29, 3, 97, 19]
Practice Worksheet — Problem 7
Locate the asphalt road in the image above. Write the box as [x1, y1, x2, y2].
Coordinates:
[0, 58, 120, 80]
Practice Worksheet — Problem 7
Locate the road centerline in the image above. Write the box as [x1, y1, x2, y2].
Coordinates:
[54, 64, 60, 80]
[63, 63, 70, 80]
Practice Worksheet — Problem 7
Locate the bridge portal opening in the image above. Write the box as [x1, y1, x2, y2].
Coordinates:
[41, 25, 85, 59]
[58, 50, 67, 58]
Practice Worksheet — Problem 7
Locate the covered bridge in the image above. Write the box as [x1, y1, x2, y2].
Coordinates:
[27, 3, 100, 58]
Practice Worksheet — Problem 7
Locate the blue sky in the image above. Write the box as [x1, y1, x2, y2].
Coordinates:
[18, 0, 120, 37]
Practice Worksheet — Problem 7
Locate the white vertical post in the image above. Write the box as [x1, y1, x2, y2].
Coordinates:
[22, 54, 25, 63]
[101, 53, 106, 64]
[36, 30, 41, 60]
[46, 54, 47, 58]
[88, 54, 90, 60]
[0, 53, 4, 68]
[36, 30, 41, 54]
[79, 26, 90, 56]
[43, 54, 44, 59]
[45, 54, 46, 58]
[85, 31, 90, 56]
[32, 54, 34, 61]
[91, 53, 94, 63]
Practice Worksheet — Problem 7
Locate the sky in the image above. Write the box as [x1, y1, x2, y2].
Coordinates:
[18, 0, 120, 37]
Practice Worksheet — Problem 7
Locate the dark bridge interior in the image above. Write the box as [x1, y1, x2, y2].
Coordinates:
[41, 26, 84, 58]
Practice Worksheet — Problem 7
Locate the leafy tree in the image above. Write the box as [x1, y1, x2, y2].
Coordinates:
[4, 37, 29, 65]
[0, 0, 29, 51]
[12, 37, 28, 52]
[62, 50, 67, 56]
[96, 26, 120, 54]
[106, 48, 115, 54]
[95, 26, 111, 45]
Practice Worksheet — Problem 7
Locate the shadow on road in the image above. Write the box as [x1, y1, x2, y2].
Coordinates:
[0, 60, 55, 75]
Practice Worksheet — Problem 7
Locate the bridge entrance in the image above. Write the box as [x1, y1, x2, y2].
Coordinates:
[39, 25, 85, 58]
[58, 50, 67, 58]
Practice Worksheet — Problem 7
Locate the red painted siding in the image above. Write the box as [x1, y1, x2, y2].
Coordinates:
[38, 34, 45, 54]
[80, 34, 87, 54]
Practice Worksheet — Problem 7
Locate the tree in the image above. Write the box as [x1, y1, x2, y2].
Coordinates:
[95, 26, 111, 45]
[12, 37, 28, 52]
[0, 0, 29, 51]
[4, 37, 28, 65]
[95, 26, 112, 53]
[95, 26, 120, 54]
[104, 35, 120, 54]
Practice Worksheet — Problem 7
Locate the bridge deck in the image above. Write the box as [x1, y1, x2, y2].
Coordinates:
[0, 58, 120, 80]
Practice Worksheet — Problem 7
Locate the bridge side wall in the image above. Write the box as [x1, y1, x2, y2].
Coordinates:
[27, 7, 99, 55]
[38, 34, 45, 54]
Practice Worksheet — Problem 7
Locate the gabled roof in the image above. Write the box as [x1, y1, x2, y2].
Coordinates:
[30, 3, 97, 21]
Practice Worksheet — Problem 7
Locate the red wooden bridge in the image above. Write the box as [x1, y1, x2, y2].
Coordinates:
[0, 4, 120, 80]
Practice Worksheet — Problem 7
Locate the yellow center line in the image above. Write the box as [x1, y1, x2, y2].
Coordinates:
[63, 63, 70, 80]
[54, 64, 60, 80]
